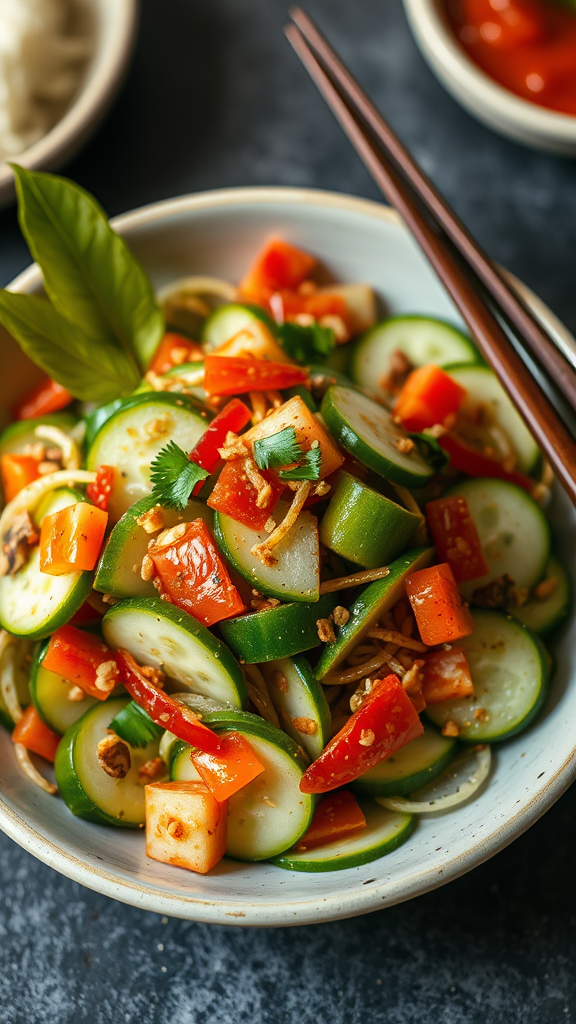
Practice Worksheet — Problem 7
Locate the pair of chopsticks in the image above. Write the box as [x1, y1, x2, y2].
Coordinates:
[285, 8, 576, 506]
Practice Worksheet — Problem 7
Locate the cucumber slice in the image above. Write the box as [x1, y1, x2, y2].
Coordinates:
[214, 503, 320, 603]
[0, 412, 78, 455]
[271, 798, 413, 872]
[426, 609, 549, 742]
[446, 364, 540, 474]
[0, 488, 93, 639]
[350, 723, 457, 797]
[87, 393, 210, 521]
[351, 316, 478, 400]
[55, 697, 160, 827]
[171, 712, 314, 860]
[315, 547, 434, 678]
[218, 593, 337, 664]
[0, 639, 33, 731]
[512, 555, 571, 636]
[321, 386, 433, 486]
[102, 597, 246, 708]
[261, 655, 331, 759]
[201, 303, 276, 351]
[319, 471, 420, 569]
[30, 639, 99, 734]
[95, 495, 213, 599]
[444, 477, 550, 601]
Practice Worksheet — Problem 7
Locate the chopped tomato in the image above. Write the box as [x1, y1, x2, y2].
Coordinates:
[242, 394, 344, 480]
[203, 355, 308, 397]
[0, 453, 40, 502]
[394, 365, 466, 432]
[207, 460, 284, 530]
[239, 238, 317, 305]
[12, 705, 60, 762]
[405, 562, 475, 646]
[438, 434, 534, 492]
[42, 626, 120, 700]
[86, 465, 115, 512]
[300, 674, 424, 794]
[12, 377, 73, 421]
[294, 790, 366, 850]
[39, 502, 108, 575]
[426, 495, 488, 583]
[150, 518, 246, 626]
[149, 332, 204, 375]
[188, 398, 252, 495]
[190, 732, 265, 802]
[421, 648, 474, 704]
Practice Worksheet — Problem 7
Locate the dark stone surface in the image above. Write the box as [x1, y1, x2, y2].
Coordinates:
[0, 1, 575, 1020]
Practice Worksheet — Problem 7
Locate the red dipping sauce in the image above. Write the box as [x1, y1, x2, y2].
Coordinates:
[446, 0, 576, 116]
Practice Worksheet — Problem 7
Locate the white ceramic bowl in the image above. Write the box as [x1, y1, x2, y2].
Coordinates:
[403, 0, 576, 155]
[0, 187, 575, 926]
[0, 0, 137, 208]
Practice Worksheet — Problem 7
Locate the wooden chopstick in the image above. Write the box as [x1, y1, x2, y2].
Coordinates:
[284, 15, 576, 506]
[288, 7, 576, 410]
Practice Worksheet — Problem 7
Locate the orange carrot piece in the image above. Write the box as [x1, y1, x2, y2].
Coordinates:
[239, 238, 317, 304]
[405, 562, 475, 645]
[39, 502, 108, 575]
[421, 648, 474, 704]
[394, 364, 466, 432]
[0, 453, 40, 501]
[12, 706, 60, 761]
[294, 790, 367, 851]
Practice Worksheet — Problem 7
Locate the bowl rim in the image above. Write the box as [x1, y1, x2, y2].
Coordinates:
[402, 0, 576, 143]
[2, 185, 576, 927]
[0, 0, 137, 196]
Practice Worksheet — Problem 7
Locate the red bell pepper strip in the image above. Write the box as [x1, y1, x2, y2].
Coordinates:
[12, 376, 73, 421]
[86, 465, 115, 512]
[268, 288, 351, 329]
[42, 626, 120, 700]
[0, 453, 40, 502]
[294, 790, 367, 851]
[149, 332, 204, 375]
[188, 398, 252, 495]
[207, 459, 284, 530]
[150, 518, 247, 626]
[203, 355, 308, 397]
[12, 705, 60, 761]
[426, 495, 489, 583]
[394, 365, 466, 432]
[405, 562, 475, 646]
[239, 238, 317, 305]
[421, 648, 474, 704]
[189, 732, 265, 803]
[299, 674, 424, 794]
[39, 502, 108, 575]
[438, 434, 534, 492]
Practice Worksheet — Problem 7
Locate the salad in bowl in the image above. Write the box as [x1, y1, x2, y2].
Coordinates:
[0, 168, 567, 879]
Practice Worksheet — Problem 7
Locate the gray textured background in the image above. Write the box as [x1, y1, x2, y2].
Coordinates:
[0, 1, 575, 1021]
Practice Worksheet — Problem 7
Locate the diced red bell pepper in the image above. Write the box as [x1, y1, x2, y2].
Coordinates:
[239, 238, 317, 305]
[188, 398, 252, 495]
[149, 332, 204, 375]
[0, 453, 40, 502]
[39, 502, 108, 575]
[405, 562, 475, 646]
[438, 434, 534, 492]
[12, 377, 73, 421]
[42, 626, 120, 700]
[203, 355, 308, 397]
[394, 365, 466, 432]
[421, 648, 474, 704]
[190, 732, 265, 802]
[12, 705, 60, 761]
[300, 674, 424, 794]
[207, 460, 284, 530]
[150, 518, 246, 626]
[294, 790, 367, 851]
[86, 465, 115, 512]
[269, 288, 350, 327]
[426, 495, 488, 583]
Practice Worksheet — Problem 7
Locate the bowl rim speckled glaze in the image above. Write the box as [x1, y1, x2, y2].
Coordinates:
[0, 186, 575, 926]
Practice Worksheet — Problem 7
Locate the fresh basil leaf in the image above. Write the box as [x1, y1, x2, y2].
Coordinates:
[149, 441, 209, 510]
[408, 432, 450, 472]
[253, 427, 303, 470]
[11, 165, 164, 372]
[278, 445, 322, 480]
[0, 290, 140, 403]
[109, 701, 163, 748]
[277, 321, 335, 364]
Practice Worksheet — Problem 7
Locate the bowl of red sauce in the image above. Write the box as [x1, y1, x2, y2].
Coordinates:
[403, 0, 576, 154]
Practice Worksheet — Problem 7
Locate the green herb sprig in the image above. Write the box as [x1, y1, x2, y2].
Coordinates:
[253, 427, 322, 480]
[277, 321, 335, 364]
[149, 441, 209, 510]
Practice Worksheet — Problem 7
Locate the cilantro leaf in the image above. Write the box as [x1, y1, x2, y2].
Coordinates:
[149, 441, 209, 510]
[277, 322, 335, 364]
[279, 445, 322, 481]
[408, 432, 450, 472]
[253, 427, 303, 471]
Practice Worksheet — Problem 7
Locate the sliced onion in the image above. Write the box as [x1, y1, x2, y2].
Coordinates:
[158, 276, 237, 336]
[376, 744, 492, 814]
[0, 638, 22, 725]
[13, 744, 57, 796]
[34, 425, 81, 470]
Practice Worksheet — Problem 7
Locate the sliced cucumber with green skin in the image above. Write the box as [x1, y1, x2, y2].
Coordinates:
[261, 655, 331, 760]
[55, 697, 160, 827]
[87, 393, 210, 522]
[319, 471, 420, 569]
[0, 489, 93, 640]
[315, 547, 434, 679]
[30, 639, 99, 734]
[321, 386, 433, 487]
[350, 723, 457, 797]
[102, 597, 246, 708]
[426, 609, 549, 742]
[0, 412, 78, 455]
[512, 555, 571, 637]
[444, 477, 550, 602]
[201, 303, 276, 351]
[95, 495, 213, 599]
[171, 712, 314, 861]
[271, 798, 414, 872]
[351, 316, 478, 401]
[218, 593, 337, 664]
[214, 503, 320, 603]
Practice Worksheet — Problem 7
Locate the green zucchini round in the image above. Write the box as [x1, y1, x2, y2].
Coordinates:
[218, 593, 337, 664]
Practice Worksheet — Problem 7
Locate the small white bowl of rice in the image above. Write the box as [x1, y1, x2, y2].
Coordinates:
[0, 0, 137, 207]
